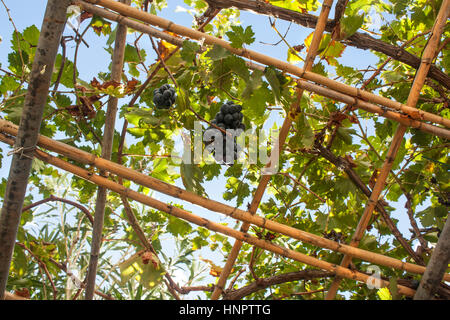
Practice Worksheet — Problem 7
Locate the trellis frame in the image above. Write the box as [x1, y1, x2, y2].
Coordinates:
[0, 0, 449, 300]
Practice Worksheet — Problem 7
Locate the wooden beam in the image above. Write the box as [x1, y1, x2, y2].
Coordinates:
[0, 134, 417, 298]
[1, 122, 447, 281]
[325, 0, 450, 300]
[211, 0, 335, 300]
[78, 1, 450, 139]
[0, 0, 71, 300]
[81, 0, 450, 128]
[84, 0, 131, 300]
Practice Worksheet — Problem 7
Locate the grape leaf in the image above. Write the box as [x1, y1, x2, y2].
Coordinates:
[226, 25, 255, 49]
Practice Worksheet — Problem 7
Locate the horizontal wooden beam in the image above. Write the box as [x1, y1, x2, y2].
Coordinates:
[78, 1, 450, 140]
[0, 132, 416, 297]
[79, 0, 450, 129]
[1, 120, 448, 282]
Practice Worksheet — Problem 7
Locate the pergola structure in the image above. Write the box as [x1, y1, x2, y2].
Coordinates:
[0, 0, 449, 300]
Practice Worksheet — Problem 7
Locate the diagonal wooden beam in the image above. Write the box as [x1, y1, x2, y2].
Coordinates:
[296, 80, 450, 140]
[0, 133, 417, 298]
[81, 0, 450, 128]
[211, 0, 335, 300]
[3, 121, 449, 281]
[0, 0, 71, 300]
[78, 2, 450, 140]
[325, 0, 450, 300]
[3, 126, 450, 284]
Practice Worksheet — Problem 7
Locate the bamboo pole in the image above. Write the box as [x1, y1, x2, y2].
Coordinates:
[85, 0, 131, 300]
[0, 0, 71, 300]
[78, 1, 450, 140]
[1, 122, 449, 282]
[296, 80, 450, 140]
[211, 0, 335, 299]
[82, 0, 450, 128]
[0, 134, 416, 297]
[325, 0, 450, 300]
[76, 1, 185, 46]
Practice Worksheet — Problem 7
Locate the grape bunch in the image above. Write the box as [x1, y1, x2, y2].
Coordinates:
[211, 101, 245, 131]
[204, 101, 246, 164]
[322, 230, 346, 243]
[153, 84, 176, 109]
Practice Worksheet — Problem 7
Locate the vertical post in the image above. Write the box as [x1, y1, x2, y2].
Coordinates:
[325, 0, 450, 299]
[414, 216, 450, 300]
[0, 0, 71, 299]
[84, 0, 131, 300]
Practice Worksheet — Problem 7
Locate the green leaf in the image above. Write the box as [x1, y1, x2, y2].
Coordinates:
[223, 176, 250, 207]
[291, 113, 314, 149]
[124, 44, 141, 63]
[53, 54, 78, 88]
[22, 25, 40, 47]
[180, 40, 200, 62]
[242, 69, 264, 99]
[337, 127, 355, 145]
[90, 15, 111, 36]
[389, 277, 400, 300]
[180, 158, 206, 196]
[0, 76, 20, 94]
[264, 66, 281, 102]
[225, 25, 255, 48]
[167, 215, 193, 236]
[224, 55, 250, 81]
[287, 48, 303, 64]
[206, 45, 231, 61]
[119, 252, 165, 289]
[243, 84, 271, 124]
[340, 14, 364, 39]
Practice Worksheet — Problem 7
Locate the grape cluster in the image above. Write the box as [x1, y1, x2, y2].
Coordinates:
[322, 230, 346, 243]
[153, 84, 176, 109]
[204, 101, 246, 164]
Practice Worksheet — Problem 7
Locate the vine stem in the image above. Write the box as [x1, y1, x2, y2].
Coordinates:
[22, 195, 94, 225]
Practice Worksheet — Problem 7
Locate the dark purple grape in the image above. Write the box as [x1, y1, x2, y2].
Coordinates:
[224, 114, 234, 124]
[163, 90, 172, 99]
[215, 112, 224, 122]
[220, 104, 230, 114]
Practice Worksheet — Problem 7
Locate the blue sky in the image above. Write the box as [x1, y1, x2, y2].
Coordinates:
[0, 0, 423, 299]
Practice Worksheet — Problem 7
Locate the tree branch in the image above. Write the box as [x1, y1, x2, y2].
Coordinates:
[22, 195, 94, 225]
[414, 216, 450, 300]
[315, 143, 425, 265]
[222, 270, 333, 300]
